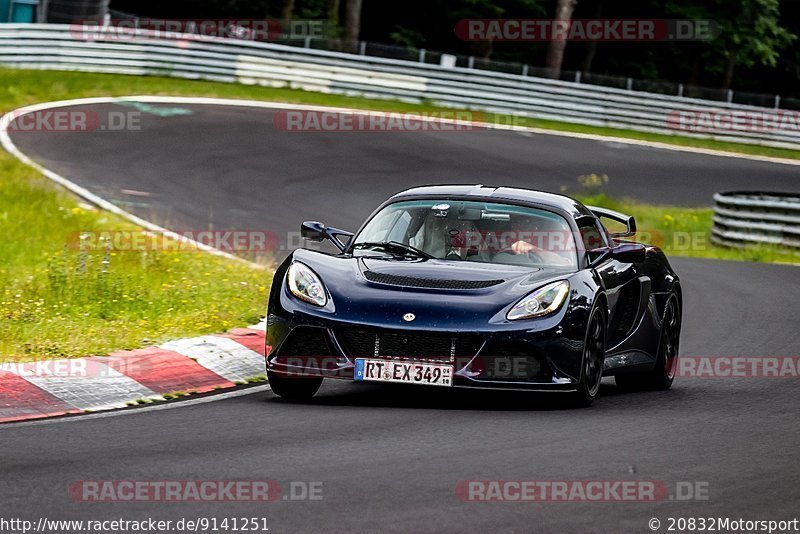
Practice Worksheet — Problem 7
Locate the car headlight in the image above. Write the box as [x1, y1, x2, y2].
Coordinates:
[287, 262, 328, 307]
[507, 280, 570, 321]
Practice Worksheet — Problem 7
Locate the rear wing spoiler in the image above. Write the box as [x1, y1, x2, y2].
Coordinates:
[587, 206, 636, 238]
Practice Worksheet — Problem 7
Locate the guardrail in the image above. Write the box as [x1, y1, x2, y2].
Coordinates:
[1, 24, 799, 150]
[712, 192, 800, 250]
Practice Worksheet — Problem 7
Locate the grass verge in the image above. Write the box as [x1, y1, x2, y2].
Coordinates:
[0, 154, 269, 361]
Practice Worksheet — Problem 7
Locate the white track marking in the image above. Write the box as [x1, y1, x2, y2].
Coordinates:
[1, 96, 798, 177]
[125, 96, 800, 166]
[159, 336, 266, 383]
[0, 99, 265, 269]
[248, 318, 267, 331]
[21, 360, 162, 411]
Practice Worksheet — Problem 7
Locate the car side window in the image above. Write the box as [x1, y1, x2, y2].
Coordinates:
[578, 219, 607, 264]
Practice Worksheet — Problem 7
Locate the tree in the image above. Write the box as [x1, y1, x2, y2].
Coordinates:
[545, 0, 577, 78]
[344, 0, 363, 50]
[281, 0, 295, 20]
[329, 0, 341, 30]
[389, 26, 426, 49]
[579, 0, 604, 73]
[667, 0, 795, 89]
[449, 0, 543, 60]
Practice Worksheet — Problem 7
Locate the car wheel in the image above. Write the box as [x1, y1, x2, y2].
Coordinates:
[267, 371, 323, 402]
[570, 306, 606, 407]
[616, 292, 681, 391]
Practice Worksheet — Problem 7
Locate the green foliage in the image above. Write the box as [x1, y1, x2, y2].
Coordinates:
[109, 0, 800, 94]
[0, 119, 269, 361]
[389, 26, 425, 49]
[667, 0, 796, 80]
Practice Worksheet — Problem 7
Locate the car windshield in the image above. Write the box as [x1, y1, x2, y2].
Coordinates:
[352, 200, 578, 269]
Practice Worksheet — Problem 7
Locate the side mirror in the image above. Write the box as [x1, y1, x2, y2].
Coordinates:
[586, 206, 637, 238]
[611, 243, 646, 264]
[300, 221, 353, 253]
[301, 221, 326, 242]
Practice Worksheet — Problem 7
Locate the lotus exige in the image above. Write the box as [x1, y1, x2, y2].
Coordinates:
[265, 185, 682, 406]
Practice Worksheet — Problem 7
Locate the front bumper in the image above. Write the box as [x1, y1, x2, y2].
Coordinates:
[266, 312, 586, 392]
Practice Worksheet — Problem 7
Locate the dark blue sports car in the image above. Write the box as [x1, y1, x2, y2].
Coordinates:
[265, 185, 682, 406]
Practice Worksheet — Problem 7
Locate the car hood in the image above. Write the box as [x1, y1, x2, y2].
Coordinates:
[288, 249, 575, 329]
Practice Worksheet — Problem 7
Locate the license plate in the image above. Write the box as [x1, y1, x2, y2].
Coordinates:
[354, 359, 453, 387]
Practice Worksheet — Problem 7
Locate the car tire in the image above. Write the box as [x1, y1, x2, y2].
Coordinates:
[570, 305, 606, 407]
[267, 371, 323, 402]
[615, 292, 681, 392]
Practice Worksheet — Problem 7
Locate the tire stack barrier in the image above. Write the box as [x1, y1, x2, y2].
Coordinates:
[712, 191, 800, 250]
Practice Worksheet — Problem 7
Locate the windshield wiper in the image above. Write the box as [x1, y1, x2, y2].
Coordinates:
[352, 241, 434, 259]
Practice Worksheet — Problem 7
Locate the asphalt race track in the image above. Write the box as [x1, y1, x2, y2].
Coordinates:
[3, 101, 799, 533]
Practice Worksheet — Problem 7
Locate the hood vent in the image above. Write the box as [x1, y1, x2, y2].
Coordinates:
[363, 270, 503, 290]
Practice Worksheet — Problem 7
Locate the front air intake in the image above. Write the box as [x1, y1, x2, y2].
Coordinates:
[336, 328, 483, 362]
[363, 271, 503, 290]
